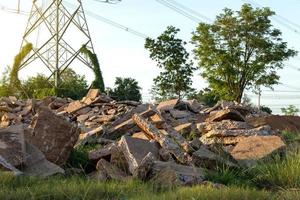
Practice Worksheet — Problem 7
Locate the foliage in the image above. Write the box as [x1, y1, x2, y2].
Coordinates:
[281, 131, 300, 144]
[66, 144, 100, 173]
[0, 66, 14, 97]
[205, 166, 253, 187]
[22, 74, 54, 99]
[188, 88, 220, 106]
[22, 68, 88, 100]
[260, 105, 272, 114]
[9, 43, 33, 97]
[57, 68, 88, 100]
[80, 45, 105, 92]
[192, 4, 297, 103]
[281, 105, 299, 116]
[110, 77, 142, 102]
[145, 26, 195, 100]
[250, 148, 300, 189]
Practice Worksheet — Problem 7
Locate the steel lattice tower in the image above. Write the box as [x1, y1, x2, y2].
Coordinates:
[19, 0, 95, 88]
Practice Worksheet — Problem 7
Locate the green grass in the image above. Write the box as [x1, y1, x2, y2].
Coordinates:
[1, 132, 300, 199]
[1, 173, 300, 200]
[250, 149, 300, 189]
[1, 173, 297, 200]
[281, 131, 300, 144]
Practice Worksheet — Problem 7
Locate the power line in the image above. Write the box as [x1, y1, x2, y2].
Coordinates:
[242, 0, 300, 35]
[280, 83, 300, 91]
[63, 1, 151, 39]
[164, 0, 213, 23]
[155, 0, 204, 23]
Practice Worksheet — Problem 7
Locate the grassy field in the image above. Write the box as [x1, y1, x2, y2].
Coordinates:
[1, 131, 299, 200]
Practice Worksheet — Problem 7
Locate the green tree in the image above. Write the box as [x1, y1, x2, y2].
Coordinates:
[145, 26, 195, 100]
[22, 74, 54, 99]
[281, 105, 299, 116]
[58, 68, 88, 100]
[0, 66, 14, 97]
[192, 4, 296, 103]
[188, 88, 220, 107]
[110, 77, 142, 102]
[22, 68, 88, 100]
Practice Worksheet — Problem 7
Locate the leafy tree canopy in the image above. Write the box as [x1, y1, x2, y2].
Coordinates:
[281, 105, 299, 116]
[145, 26, 195, 101]
[192, 4, 297, 103]
[188, 88, 220, 107]
[1, 68, 88, 100]
[110, 77, 142, 102]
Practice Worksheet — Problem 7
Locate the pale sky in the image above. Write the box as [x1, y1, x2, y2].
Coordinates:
[0, 0, 300, 114]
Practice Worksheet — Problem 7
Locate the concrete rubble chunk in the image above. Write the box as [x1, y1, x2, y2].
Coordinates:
[230, 135, 286, 167]
[200, 135, 247, 145]
[65, 100, 86, 113]
[0, 124, 25, 167]
[88, 143, 117, 162]
[85, 89, 100, 101]
[119, 136, 159, 174]
[132, 132, 149, 140]
[94, 159, 127, 181]
[203, 125, 272, 138]
[192, 145, 237, 169]
[132, 114, 192, 164]
[133, 152, 155, 180]
[169, 109, 190, 119]
[26, 107, 80, 166]
[104, 108, 156, 140]
[206, 109, 245, 122]
[151, 161, 204, 186]
[156, 99, 179, 112]
[187, 99, 204, 113]
[0, 155, 23, 176]
[199, 120, 252, 133]
[23, 142, 65, 177]
[108, 104, 152, 128]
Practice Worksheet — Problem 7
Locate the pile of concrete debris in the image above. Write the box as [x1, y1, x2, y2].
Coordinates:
[0, 90, 288, 186]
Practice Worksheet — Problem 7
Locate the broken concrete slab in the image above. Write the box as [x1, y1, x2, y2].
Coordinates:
[169, 109, 190, 119]
[0, 155, 23, 176]
[94, 159, 127, 181]
[132, 132, 149, 140]
[88, 143, 118, 162]
[230, 135, 286, 167]
[203, 125, 272, 138]
[187, 99, 204, 113]
[23, 142, 64, 177]
[26, 107, 80, 166]
[132, 114, 192, 164]
[192, 145, 237, 169]
[104, 108, 156, 140]
[0, 124, 25, 167]
[119, 136, 159, 174]
[156, 99, 179, 112]
[151, 161, 204, 186]
[65, 100, 86, 114]
[199, 120, 253, 133]
[206, 109, 245, 122]
[200, 135, 247, 145]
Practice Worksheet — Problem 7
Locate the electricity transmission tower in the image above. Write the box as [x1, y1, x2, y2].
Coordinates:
[19, 0, 120, 89]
